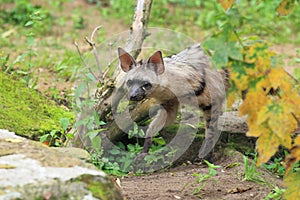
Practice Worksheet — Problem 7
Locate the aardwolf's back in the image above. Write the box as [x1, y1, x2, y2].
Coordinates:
[163, 44, 210, 70]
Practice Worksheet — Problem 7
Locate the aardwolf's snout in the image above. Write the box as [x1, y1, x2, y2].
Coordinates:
[129, 87, 145, 101]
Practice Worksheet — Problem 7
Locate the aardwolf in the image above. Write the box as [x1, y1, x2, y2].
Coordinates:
[117, 44, 230, 162]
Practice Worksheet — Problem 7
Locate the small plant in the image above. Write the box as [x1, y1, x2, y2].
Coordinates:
[0, 0, 53, 34]
[40, 117, 72, 147]
[264, 186, 286, 200]
[243, 155, 266, 184]
[72, 9, 85, 29]
[128, 122, 145, 140]
[191, 160, 221, 196]
[263, 157, 286, 177]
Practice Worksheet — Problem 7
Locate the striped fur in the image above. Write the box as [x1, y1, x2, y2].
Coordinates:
[118, 44, 230, 161]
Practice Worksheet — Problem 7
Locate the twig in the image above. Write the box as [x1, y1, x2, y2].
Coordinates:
[74, 41, 97, 81]
[85, 25, 103, 81]
[285, 70, 299, 83]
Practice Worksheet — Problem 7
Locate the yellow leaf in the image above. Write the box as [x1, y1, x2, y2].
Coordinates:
[281, 90, 300, 120]
[239, 90, 269, 117]
[244, 45, 256, 63]
[256, 105, 271, 125]
[267, 68, 289, 90]
[255, 57, 271, 73]
[5, 138, 23, 143]
[256, 129, 280, 165]
[285, 135, 300, 174]
[268, 113, 294, 149]
[230, 71, 249, 91]
[217, 0, 235, 10]
[284, 171, 300, 200]
[295, 135, 300, 144]
[246, 124, 269, 138]
[0, 164, 16, 169]
[227, 92, 236, 108]
[277, 0, 295, 16]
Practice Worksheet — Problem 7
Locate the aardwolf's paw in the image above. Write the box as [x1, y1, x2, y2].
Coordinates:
[193, 152, 214, 166]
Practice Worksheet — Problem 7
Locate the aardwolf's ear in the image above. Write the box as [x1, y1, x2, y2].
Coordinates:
[118, 47, 136, 72]
[147, 51, 165, 75]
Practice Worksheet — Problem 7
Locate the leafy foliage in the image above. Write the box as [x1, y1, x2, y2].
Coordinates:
[277, 0, 296, 16]
[0, 0, 53, 34]
[284, 170, 300, 199]
[205, 1, 300, 199]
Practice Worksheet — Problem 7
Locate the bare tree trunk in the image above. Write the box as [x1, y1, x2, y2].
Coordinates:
[88, 0, 153, 146]
[95, 0, 152, 112]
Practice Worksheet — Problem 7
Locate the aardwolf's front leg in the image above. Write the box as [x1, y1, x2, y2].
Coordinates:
[142, 107, 168, 153]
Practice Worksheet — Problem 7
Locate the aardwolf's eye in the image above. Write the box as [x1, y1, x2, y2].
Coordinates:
[142, 81, 152, 90]
[127, 80, 133, 87]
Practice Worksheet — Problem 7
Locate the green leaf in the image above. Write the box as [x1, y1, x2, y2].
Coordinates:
[110, 148, 120, 155]
[152, 137, 166, 146]
[25, 21, 34, 27]
[26, 36, 35, 46]
[91, 136, 102, 151]
[65, 133, 74, 139]
[40, 134, 49, 142]
[202, 37, 222, 51]
[50, 130, 57, 137]
[138, 129, 145, 138]
[228, 42, 243, 60]
[211, 48, 228, 68]
[85, 72, 96, 82]
[60, 118, 70, 131]
[85, 130, 99, 139]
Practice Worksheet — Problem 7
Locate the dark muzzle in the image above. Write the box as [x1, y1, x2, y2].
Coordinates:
[129, 87, 146, 101]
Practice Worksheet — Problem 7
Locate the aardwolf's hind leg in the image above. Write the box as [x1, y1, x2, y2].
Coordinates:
[197, 102, 223, 163]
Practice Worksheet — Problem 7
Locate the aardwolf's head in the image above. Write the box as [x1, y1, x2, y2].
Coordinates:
[118, 48, 165, 101]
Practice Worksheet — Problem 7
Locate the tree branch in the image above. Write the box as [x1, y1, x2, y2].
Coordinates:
[85, 25, 103, 82]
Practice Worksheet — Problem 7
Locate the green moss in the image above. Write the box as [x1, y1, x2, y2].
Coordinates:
[0, 72, 73, 140]
[76, 174, 123, 200]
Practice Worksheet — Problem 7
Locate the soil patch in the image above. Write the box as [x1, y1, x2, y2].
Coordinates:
[120, 150, 283, 200]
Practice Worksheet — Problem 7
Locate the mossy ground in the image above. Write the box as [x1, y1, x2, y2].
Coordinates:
[0, 71, 73, 140]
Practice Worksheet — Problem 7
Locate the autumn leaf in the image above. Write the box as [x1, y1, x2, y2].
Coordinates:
[5, 138, 23, 143]
[284, 171, 300, 200]
[217, 0, 235, 10]
[230, 70, 249, 91]
[268, 112, 294, 149]
[277, 0, 295, 16]
[246, 123, 269, 138]
[256, 128, 280, 166]
[267, 68, 291, 90]
[239, 90, 269, 117]
[227, 91, 236, 108]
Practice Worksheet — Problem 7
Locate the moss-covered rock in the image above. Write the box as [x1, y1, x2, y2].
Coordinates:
[0, 130, 124, 200]
[0, 72, 73, 140]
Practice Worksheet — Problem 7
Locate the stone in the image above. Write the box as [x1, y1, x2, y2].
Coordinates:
[0, 129, 123, 200]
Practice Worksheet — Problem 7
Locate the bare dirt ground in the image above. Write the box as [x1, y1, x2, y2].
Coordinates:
[120, 150, 283, 200]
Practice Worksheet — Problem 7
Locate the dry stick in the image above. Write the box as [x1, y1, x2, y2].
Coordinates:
[74, 41, 97, 82]
[85, 25, 103, 82]
[114, 0, 153, 78]
[103, 0, 153, 141]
